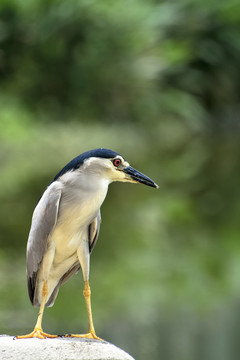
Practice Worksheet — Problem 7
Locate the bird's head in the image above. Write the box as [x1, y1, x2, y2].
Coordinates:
[53, 148, 158, 189]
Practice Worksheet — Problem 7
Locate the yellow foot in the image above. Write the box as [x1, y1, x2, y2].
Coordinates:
[16, 328, 58, 339]
[66, 332, 103, 341]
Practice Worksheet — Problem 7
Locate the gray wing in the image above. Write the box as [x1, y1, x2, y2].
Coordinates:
[89, 210, 101, 253]
[27, 182, 62, 304]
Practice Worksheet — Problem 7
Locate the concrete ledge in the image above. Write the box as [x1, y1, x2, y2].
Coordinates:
[0, 335, 135, 360]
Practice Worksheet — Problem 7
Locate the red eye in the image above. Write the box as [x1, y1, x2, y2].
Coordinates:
[113, 158, 121, 167]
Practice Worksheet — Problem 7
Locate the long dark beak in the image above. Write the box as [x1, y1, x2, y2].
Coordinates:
[123, 166, 159, 188]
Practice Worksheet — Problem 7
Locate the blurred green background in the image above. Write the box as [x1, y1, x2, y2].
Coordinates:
[1, 0, 240, 359]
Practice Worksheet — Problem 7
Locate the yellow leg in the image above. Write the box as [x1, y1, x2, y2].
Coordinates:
[17, 281, 57, 339]
[67, 280, 102, 340]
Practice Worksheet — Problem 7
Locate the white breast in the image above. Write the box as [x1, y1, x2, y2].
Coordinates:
[51, 174, 109, 262]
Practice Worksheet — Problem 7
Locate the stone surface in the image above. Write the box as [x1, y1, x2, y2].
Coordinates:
[0, 335, 135, 360]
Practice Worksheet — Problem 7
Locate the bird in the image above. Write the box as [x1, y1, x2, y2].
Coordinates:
[17, 148, 158, 340]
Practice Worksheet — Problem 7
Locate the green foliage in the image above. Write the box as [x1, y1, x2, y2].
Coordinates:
[1, 1, 240, 359]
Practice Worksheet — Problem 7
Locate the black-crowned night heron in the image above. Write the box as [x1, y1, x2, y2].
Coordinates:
[17, 148, 158, 340]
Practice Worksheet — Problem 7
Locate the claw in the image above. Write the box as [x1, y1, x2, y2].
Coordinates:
[66, 331, 103, 341]
[16, 327, 58, 339]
